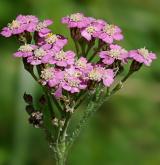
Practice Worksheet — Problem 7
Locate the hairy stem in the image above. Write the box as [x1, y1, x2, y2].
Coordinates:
[61, 114, 70, 142]
[75, 91, 88, 110]
[68, 101, 97, 147]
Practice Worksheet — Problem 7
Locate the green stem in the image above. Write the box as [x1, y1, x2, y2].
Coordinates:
[70, 29, 80, 56]
[68, 101, 96, 147]
[74, 40, 80, 56]
[68, 86, 113, 147]
[79, 39, 86, 56]
[110, 71, 134, 96]
[121, 71, 134, 83]
[85, 43, 93, 56]
[55, 126, 68, 165]
[76, 71, 134, 128]
[56, 158, 65, 165]
[54, 111, 72, 164]
[36, 65, 64, 115]
[30, 71, 38, 81]
[51, 94, 64, 115]
[44, 88, 55, 116]
[88, 40, 104, 62]
[61, 114, 71, 142]
[75, 92, 88, 110]
[88, 48, 99, 62]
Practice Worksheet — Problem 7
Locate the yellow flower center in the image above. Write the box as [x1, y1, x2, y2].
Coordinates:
[86, 26, 95, 34]
[89, 69, 102, 81]
[41, 68, 54, 80]
[76, 59, 86, 68]
[45, 33, 57, 44]
[108, 49, 120, 58]
[34, 48, 46, 58]
[19, 44, 33, 52]
[8, 20, 20, 29]
[36, 22, 46, 31]
[64, 69, 81, 80]
[70, 13, 83, 22]
[55, 51, 66, 60]
[68, 80, 79, 87]
[73, 71, 81, 77]
[138, 48, 149, 58]
[103, 24, 116, 36]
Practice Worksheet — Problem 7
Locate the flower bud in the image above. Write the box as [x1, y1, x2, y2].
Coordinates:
[52, 118, 59, 127]
[39, 95, 46, 105]
[28, 111, 43, 128]
[25, 105, 34, 115]
[23, 92, 33, 104]
[59, 119, 65, 128]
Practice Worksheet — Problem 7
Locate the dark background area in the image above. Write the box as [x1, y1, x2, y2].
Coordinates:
[0, 0, 160, 164]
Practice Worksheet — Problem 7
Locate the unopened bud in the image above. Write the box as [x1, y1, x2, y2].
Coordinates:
[39, 95, 46, 105]
[25, 105, 34, 115]
[59, 119, 65, 127]
[29, 111, 43, 128]
[23, 92, 33, 104]
[52, 118, 59, 127]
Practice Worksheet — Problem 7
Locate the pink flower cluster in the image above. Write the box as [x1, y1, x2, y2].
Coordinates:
[40, 61, 114, 96]
[62, 13, 123, 43]
[129, 48, 156, 66]
[61, 13, 156, 66]
[1, 15, 53, 37]
[1, 13, 157, 97]
[99, 44, 128, 65]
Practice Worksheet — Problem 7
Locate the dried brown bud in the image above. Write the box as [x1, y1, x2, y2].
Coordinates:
[29, 111, 43, 128]
[23, 92, 33, 104]
[25, 105, 34, 115]
[39, 95, 46, 105]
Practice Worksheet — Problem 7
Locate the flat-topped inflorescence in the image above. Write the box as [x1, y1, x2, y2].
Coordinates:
[1, 13, 157, 97]
[1, 12, 157, 165]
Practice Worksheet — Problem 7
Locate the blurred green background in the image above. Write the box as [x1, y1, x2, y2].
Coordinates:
[0, 0, 160, 165]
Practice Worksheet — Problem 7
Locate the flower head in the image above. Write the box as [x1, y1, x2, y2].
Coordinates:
[102, 69, 114, 87]
[75, 57, 92, 74]
[60, 66, 87, 93]
[88, 66, 104, 82]
[16, 15, 39, 32]
[129, 47, 156, 66]
[0, 15, 54, 38]
[61, 13, 92, 28]
[80, 19, 105, 41]
[1, 19, 25, 37]
[27, 47, 53, 65]
[40, 67, 64, 87]
[36, 19, 53, 37]
[97, 24, 123, 44]
[49, 50, 75, 67]
[88, 66, 114, 87]
[39, 33, 67, 52]
[16, 15, 39, 25]
[1, 15, 39, 37]
[13, 44, 37, 58]
[99, 44, 128, 65]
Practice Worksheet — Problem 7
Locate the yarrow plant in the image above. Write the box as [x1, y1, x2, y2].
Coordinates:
[1, 13, 156, 165]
